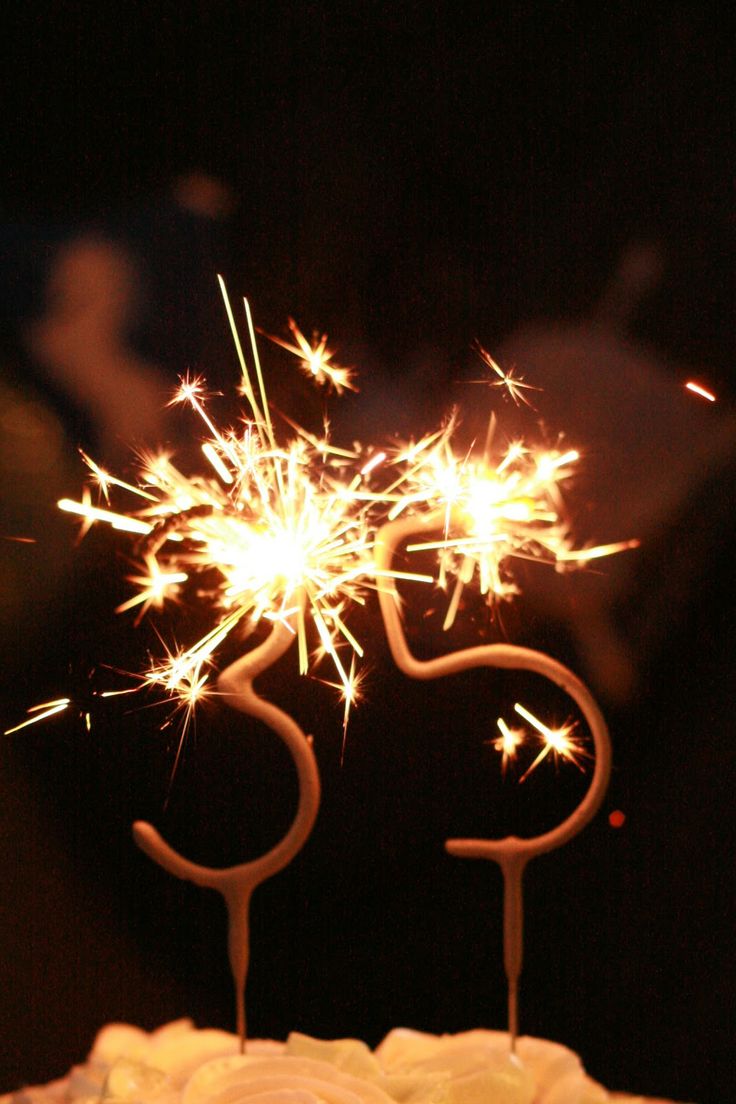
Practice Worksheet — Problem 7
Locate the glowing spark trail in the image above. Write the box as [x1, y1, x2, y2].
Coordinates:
[4, 698, 71, 735]
[58, 497, 152, 534]
[79, 450, 157, 503]
[685, 380, 716, 403]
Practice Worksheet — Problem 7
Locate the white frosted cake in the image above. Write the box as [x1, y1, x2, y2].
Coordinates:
[1, 1019, 678, 1104]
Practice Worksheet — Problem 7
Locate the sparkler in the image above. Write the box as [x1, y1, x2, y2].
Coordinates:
[370, 361, 629, 1053]
[5, 273, 633, 1057]
[7, 288, 383, 1047]
[375, 509, 612, 1050]
[383, 413, 638, 630]
[134, 606, 320, 1052]
[51, 295, 380, 732]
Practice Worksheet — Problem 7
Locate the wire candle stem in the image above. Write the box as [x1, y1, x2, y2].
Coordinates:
[375, 510, 611, 1050]
[133, 595, 320, 1052]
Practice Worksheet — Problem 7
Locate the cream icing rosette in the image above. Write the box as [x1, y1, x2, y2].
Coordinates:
[374, 1027, 609, 1103]
[50, 1022, 394, 1104]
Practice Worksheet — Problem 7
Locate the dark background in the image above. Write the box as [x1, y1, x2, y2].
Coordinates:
[1, 5, 733, 1103]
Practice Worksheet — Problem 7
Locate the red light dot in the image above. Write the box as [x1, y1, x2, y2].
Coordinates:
[609, 809, 626, 829]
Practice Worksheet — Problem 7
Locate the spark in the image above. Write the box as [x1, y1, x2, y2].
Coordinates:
[79, 450, 157, 504]
[58, 497, 152, 535]
[492, 717, 525, 777]
[146, 641, 213, 747]
[202, 442, 234, 484]
[264, 319, 357, 394]
[557, 538, 640, 564]
[514, 702, 590, 782]
[467, 344, 541, 407]
[361, 451, 386, 477]
[115, 552, 188, 623]
[4, 697, 71, 735]
[685, 380, 716, 403]
[339, 655, 364, 759]
[315, 651, 366, 764]
[169, 374, 241, 469]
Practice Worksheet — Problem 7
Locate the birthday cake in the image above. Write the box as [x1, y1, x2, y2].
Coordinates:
[1, 1019, 671, 1104]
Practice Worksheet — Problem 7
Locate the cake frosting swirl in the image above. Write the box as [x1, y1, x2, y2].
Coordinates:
[1, 1020, 657, 1104]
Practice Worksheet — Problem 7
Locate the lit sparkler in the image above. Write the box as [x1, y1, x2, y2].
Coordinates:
[375, 506, 614, 1047]
[7, 303, 634, 773]
[48, 286, 380, 730]
[384, 413, 637, 630]
[4, 287, 632, 1054]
